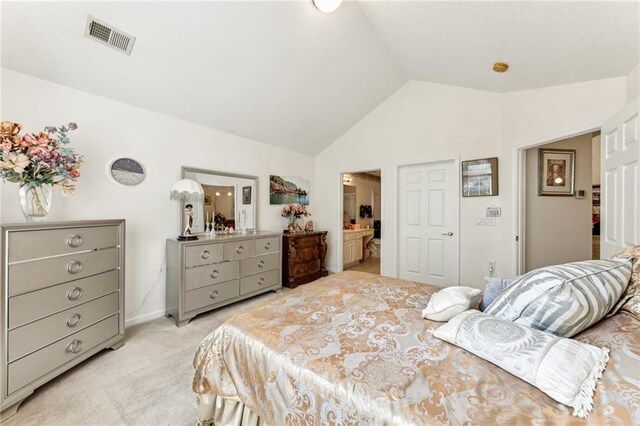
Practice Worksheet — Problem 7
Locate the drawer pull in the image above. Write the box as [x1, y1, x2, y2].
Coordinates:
[258, 277, 265, 286]
[236, 246, 244, 254]
[210, 269, 220, 279]
[264, 242, 271, 249]
[67, 287, 83, 301]
[66, 234, 84, 248]
[201, 250, 211, 259]
[209, 290, 219, 299]
[258, 260, 265, 268]
[67, 260, 84, 274]
[66, 339, 84, 354]
[66, 313, 82, 328]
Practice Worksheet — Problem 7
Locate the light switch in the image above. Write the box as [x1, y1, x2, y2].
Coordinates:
[476, 217, 496, 226]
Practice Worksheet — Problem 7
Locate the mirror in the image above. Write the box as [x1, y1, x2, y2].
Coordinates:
[182, 167, 257, 233]
[343, 184, 356, 225]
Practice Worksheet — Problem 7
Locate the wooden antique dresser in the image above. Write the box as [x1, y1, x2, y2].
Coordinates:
[1, 220, 126, 419]
[282, 231, 328, 288]
[165, 232, 282, 327]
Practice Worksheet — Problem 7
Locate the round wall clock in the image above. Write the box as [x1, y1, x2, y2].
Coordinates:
[109, 158, 145, 186]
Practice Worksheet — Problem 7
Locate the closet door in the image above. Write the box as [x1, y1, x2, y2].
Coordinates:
[397, 160, 459, 286]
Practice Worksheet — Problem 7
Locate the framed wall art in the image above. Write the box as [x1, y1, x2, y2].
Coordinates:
[462, 157, 498, 197]
[538, 148, 576, 196]
[242, 186, 252, 205]
[269, 175, 310, 205]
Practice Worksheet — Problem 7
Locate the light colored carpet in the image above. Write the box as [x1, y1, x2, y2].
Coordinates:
[3, 290, 283, 426]
[346, 256, 380, 275]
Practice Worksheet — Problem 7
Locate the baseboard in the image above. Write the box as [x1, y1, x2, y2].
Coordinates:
[125, 308, 166, 328]
[326, 267, 340, 274]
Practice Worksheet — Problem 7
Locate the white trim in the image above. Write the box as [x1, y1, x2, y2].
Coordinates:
[125, 308, 166, 328]
[513, 122, 603, 274]
[338, 166, 384, 274]
[395, 156, 461, 284]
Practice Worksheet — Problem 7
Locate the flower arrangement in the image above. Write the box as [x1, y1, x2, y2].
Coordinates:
[0, 121, 83, 196]
[281, 203, 310, 221]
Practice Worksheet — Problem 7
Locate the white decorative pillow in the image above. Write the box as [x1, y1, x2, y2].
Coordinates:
[485, 259, 633, 337]
[432, 310, 610, 418]
[422, 286, 482, 322]
[480, 276, 519, 311]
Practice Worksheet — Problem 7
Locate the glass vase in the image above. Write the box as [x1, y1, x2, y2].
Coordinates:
[19, 184, 53, 222]
[288, 216, 298, 233]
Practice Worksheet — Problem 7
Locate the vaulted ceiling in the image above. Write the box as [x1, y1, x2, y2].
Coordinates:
[2, 1, 638, 155]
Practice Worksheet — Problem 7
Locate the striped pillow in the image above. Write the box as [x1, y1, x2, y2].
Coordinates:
[484, 259, 633, 337]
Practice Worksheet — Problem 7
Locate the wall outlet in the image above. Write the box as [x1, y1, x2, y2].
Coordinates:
[476, 217, 496, 226]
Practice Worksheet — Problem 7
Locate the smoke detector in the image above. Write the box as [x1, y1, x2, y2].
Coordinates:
[84, 16, 136, 55]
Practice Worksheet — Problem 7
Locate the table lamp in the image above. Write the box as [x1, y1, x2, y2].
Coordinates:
[170, 179, 204, 241]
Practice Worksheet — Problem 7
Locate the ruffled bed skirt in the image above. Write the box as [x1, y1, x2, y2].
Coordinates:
[196, 394, 264, 426]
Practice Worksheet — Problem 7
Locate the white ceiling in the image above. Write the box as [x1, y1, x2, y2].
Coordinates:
[2, 1, 638, 155]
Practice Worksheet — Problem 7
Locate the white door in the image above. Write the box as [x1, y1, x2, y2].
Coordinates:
[601, 97, 640, 258]
[398, 160, 459, 286]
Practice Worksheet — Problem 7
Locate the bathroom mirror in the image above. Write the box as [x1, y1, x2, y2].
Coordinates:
[343, 184, 356, 224]
[182, 167, 257, 233]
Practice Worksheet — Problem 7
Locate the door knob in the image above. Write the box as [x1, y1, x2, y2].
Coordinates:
[442, 232, 453, 236]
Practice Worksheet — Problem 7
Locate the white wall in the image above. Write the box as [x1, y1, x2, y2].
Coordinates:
[1, 69, 315, 325]
[627, 63, 639, 103]
[525, 133, 593, 271]
[315, 77, 627, 287]
[315, 80, 504, 285]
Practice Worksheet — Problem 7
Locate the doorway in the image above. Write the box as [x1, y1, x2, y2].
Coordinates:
[517, 130, 602, 273]
[397, 159, 460, 287]
[341, 170, 382, 274]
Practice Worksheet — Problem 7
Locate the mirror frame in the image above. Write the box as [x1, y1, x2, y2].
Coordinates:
[181, 166, 258, 233]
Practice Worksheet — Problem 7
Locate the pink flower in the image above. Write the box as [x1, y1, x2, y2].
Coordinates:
[0, 141, 11, 151]
[0, 153, 30, 173]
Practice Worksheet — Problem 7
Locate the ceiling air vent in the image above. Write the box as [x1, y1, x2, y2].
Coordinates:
[84, 16, 136, 55]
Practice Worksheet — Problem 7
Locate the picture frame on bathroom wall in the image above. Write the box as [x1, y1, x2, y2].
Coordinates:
[538, 148, 575, 196]
[462, 157, 498, 197]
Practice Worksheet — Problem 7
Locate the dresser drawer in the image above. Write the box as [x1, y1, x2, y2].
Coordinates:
[8, 270, 119, 329]
[254, 237, 279, 256]
[185, 261, 239, 291]
[7, 314, 119, 395]
[8, 293, 119, 362]
[8, 247, 119, 297]
[240, 269, 279, 295]
[291, 259, 322, 278]
[184, 279, 239, 313]
[184, 243, 223, 268]
[8, 225, 119, 263]
[223, 240, 254, 261]
[240, 253, 279, 277]
[344, 232, 361, 241]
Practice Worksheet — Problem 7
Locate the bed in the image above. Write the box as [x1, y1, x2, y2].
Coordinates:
[193, 271, 640, 425]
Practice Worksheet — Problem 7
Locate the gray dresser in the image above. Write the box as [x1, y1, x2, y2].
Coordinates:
[1, 220, 125, 419]
[166, 232, 281, 327]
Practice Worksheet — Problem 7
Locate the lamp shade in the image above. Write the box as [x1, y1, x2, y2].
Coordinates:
[170, 179, 204, 203]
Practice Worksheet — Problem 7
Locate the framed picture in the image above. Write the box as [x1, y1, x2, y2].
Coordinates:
[592, 184, 601, 206]
[242, 186, 252, 205]
[270, 175, 310, 205]
[203, 195, 212, 205]
[538, 148, 576, 196]
[462, 157, 498, 197]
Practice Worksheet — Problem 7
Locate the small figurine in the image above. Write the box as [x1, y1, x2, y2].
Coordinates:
[183, 204, 194, 236]
[305, 220, 314, 232]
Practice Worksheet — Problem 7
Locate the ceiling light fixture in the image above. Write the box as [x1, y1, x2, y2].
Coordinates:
[313, 0, 343, 13]
[493, 62, 509, 73]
